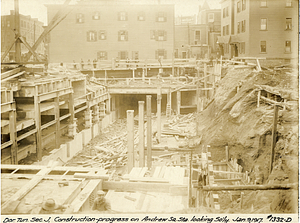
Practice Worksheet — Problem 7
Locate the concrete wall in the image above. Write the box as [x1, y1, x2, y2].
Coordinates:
[35, 112, 116, 165]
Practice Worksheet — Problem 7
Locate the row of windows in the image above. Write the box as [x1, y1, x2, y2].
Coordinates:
[260, 18, 292, 30]
[260, 41, 292, 53]
[76, 11, 167, 23]
[260, 0, 292, 7]
[86, 30, 168, 42]
[223, 17, 292, 35]
[95, 50, 167, 60]
[223, 41, 291, 54]
[237, 0, 246, 13]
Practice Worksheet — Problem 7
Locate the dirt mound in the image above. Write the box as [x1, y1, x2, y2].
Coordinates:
[196, 65, 298, 213]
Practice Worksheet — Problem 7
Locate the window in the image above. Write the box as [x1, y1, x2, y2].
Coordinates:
[87, 31, 97, 41]
[97, 51, 107, 60]
[285, 41, 291, 53]
[226, 25, 229, 35]
[157, 30, 167, 41]
[156, 12, 167, 22]
[226, 7, 229, 17]
[286, 18, 292, 30]
[76, 13, 84, 23]
[223, 8, 226, 18]
[223, 26, 226, 36]
[99, 30, 106, 40]
[118, 30, 128, 41]
[242, 20, 246, 32]
[137, 12, 145, 21]
[119, 51, 128, 60]
[240, 42, 245, 54]
[286, 0, 292, 7]
[208, 13, 214, 22]
[260, 0, 267, 7]
[237, 1, 241, 13]
[260, 41, 266, 53]
[7, 21, 10, 27]
[242, 0, 246, 10]
[132, 51, 139, 60]
[118, 12, 128, 21]
[93, 11, 100, 20]
[237, 22, 241, 33]
[156, 49, 167, 59]
[150, 30, 156, 39]
[195, 30, 200, 41]
[260, 18, 267, 30]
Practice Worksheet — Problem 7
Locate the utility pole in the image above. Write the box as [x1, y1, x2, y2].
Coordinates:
[14, 0, 21, 62]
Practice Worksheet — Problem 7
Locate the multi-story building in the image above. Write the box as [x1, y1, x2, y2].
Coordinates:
[46, 0, 174, 63]
[175, 1, 221, 59]
[1, 10, 45, 61]
[218, 0, 298, 60]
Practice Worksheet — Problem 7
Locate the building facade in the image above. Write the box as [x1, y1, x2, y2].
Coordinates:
[175, 1, 221, 59]
[46, 0, 174, 63]
[218, 0, 298, 59]
[1, 10, 45, 62]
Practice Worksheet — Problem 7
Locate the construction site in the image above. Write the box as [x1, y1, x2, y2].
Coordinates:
[1, 0, 299, 218]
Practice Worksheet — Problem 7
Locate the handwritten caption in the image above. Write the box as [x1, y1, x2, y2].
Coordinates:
[2, 215, 293, 223]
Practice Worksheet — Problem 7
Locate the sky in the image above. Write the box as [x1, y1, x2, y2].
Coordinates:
[1, 0, 221, 25]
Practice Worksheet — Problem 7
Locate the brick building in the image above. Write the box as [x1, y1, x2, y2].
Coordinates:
[218, 0, 298, 59]
[46, 0, 174, 63]
[174, 1, 221, 59]
[1, 10, 45, 61]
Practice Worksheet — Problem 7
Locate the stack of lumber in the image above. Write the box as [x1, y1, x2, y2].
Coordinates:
[163, 113, 196, 137]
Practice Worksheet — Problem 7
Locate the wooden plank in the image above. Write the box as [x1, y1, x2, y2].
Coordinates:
[129, 177, 169, 183]
[202, 183, 298, 191]
[102, 181, 170, 193]
[152, 166, 161, 178]
[135, 192, 146, 210]
[128, 167, 142, 178]
[67, 179, 102, 213]
[1, 164, 56, 214]
[138, 167, 148, 178]
[73, 173, 109, 180]
[158, 166, 167, 178]
[1, 68, 21, 79]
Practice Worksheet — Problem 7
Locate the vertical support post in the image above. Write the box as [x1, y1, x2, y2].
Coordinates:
[54, 95, 60, 149]
[9, 103, 18, 164]
[132, 69, 135, 81]
[269, 105, 279, 174]
[166, 88, 171, 118]
[225, 146, 229, 162]
[146, 95, 152, 169]
[188, 149, 193, 207]
[172, 52, 175, 76]
[68, 92, 76, 137]
[257, 90, 261, 108]
[138, 101, 145, 167]
[127, 110, 134, 172]
[177, 90, 181, 115]
[14, 0, 21, 62]
[204, 63, 207, 98]
[34, 86, 42, 161]
[142, 68, 145, 81]
[157, 87, 161, 142]
[105, 70, 107, 85]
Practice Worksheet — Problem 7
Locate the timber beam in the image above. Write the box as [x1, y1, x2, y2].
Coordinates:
[200, 183, 298, 191]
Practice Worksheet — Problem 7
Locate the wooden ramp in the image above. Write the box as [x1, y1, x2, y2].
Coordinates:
[105, 166, 188, 213]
